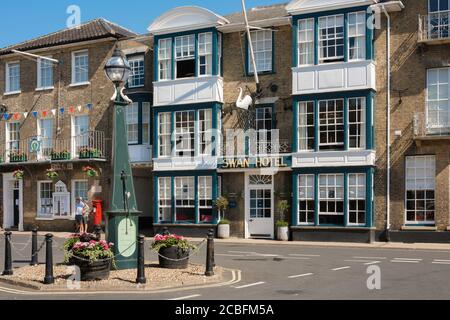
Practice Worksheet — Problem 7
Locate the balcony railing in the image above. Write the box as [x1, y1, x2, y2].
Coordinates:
[0, 131, 106, 164]
[414, 112, 450, 138]
[419, 11, 450, 43]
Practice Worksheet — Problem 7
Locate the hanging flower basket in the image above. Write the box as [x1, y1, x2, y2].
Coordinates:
[83, 166, 99, 178]
[46, 168, 59, 180]
[12, 170, 24, 180]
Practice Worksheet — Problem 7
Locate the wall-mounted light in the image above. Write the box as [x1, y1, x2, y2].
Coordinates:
[394, 88, 409, 105]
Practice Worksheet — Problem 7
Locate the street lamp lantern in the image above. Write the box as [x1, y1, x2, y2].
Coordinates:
[104, 48, 132, 85]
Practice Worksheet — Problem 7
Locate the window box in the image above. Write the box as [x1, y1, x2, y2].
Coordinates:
[79, 148, 102, 159]
[10, 153, 28, 163]
[51, 151, 71, 161]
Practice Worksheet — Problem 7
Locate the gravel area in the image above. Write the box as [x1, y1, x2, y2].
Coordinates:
[0, 263, 224, 291]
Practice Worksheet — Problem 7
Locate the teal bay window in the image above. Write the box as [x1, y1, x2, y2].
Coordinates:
[154, 104, 221, 158]
[293, 168, 374, 228]
[154, 172, 219, 224]
[294, 91, 374, 153]
[294, 7, 373, 67]
[154, 29, 223, 81]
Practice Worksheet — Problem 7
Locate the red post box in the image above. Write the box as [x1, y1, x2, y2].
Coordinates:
[92, 199, 103, 226]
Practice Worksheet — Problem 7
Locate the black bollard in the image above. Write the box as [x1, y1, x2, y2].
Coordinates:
[94, 225, 102, 240]
[2, 232, 13, 276]
[136, 235, 146, 284]
[162, 227, 170, 236]
[30, 228, 38, 266]
[205, 229, 215, 277]
[43, 234, 54, 285]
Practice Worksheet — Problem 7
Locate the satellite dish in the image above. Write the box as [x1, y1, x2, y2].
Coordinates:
[236, 87, 253, 110]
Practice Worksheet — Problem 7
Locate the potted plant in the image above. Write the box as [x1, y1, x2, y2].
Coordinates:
[79, 147, 102, 159]
[64, 233, 115, 281]
[46, 168, 59, 180]
[10, 151, 27, 163]
[151, 234, 196, 269]
[83, 166, 98, 178]
[12, 169, 24, 180]
[51, 150, 71, 161]
[215, 196, 230, 239]
[276, 200, 290, 241]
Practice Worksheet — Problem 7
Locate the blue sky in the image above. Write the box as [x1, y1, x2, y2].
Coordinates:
[0, 0, 286, 48]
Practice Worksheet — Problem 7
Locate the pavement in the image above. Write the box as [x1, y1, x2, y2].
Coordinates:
[0, 232, 450, 300]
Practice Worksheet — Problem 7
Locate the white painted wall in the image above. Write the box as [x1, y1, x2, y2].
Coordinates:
[292, 150, 376, 168]
[129, 145, 152, 164]
[292, 60, 376, 95]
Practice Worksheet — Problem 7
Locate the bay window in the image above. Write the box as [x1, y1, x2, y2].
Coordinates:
[175, 35, 195, 79]
[319, 15, 344, 63]
[406, 156, 436, 225]
[299, 175, 315, 225]
[319, 174, 344, 225]
[199, 109, 212, 156]
[249, 30, 273, 74]
[158, 38, 172, 80]
[349, 97, 366, 149]
[198, 32, 213, 76]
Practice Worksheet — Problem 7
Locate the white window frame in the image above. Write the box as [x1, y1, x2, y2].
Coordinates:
[175, 34, 195, 79]
[37, 57, 54, 90]
[174, 176, 195, 222]
[348, 12, 366, 61]
[199, 109, 213, 156]
[37, 118, 54, 160]
[318, 14, 345, 64]
[71, 180, 88, 218]
[158, 112, 172, 157]
[126, 102, 139, 144]
[427, 68, 450, 132]
[298, 101, 315, 152]
[37, 181, 53, 218]
[319, 174, 344, 217]
[158, 38, 172, 81]
[348, 97, 366, 149]
[405, 156, 436, 225]
[5, 61, 21, 93]
[142, 102, 151, 145]
[198, 176, 213, 223]
[71, 50, 89, 85]
[298, 18, 315, 66]
[249, 30, 273, 74]
[6, 122, 20, 153]
[174, 110, 195, 157]
[158, 177, 172, 223]
[319, 99, 345, 150]
[348, 173, 366, 226]
[298, 174, 315, 225]
[198, 32, 213, 76]
[128, 55, 145, 88]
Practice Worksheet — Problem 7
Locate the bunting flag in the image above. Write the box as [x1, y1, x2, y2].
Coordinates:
[0, 102, 95, 121]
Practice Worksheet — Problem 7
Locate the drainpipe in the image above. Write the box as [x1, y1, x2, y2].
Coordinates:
[383, 5, 392, 242]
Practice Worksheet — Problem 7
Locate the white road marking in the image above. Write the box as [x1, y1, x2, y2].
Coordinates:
[288, 273, 314, 279]
[432, 261, 450, 265]
[354, 256, 387, 260]
[216, 254, 245, 257]
[289, 254, 320, 257]
[364, 261, 381, 265]
[277, 257, 311, 260]
[332, 266, 351, 271]
[344, 259, 381, 265]
[234, 282, 266, 289]
[434, 259, 450, 262]
[393, 258, 423, 261]
[252, 253, 280, 257]
[169, 294, 202, 301]
[391, 260, 420, 264]
[228, 251, 256, 254]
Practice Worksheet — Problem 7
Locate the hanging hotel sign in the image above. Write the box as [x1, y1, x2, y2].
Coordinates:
[221, 156, 289, 169]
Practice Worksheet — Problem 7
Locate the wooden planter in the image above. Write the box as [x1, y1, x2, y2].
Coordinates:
[158, 246, 190, 269]
[69, 257, 111, 281]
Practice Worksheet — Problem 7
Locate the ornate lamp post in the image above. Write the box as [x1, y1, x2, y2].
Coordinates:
[104, 47, 141, 270]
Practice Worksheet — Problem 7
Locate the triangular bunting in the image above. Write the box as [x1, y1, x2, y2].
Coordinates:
[60, 107, 65, 115]
[77, 105, 82, 112]
[32, 111, 38, 119]
[23, 112, 28, 119]
[51, 109, 56, 116]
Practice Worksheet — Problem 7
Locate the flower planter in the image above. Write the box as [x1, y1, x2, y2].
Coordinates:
[10, 155, 27, 163]
[51, 153, 71, 161]
[79, 151, 101, 159]
[69, 257, 111, 281]
[158, 246, 190, 269]
[218, 224, 230, 239]
[277, 226, 289, 241]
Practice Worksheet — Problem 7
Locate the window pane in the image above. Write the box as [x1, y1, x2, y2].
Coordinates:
[249, 30, 273, 73]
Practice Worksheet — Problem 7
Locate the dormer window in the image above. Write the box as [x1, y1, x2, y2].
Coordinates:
[175, 35, 195, 79]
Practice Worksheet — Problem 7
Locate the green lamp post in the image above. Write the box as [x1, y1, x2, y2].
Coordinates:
[104, 47, 141, 270]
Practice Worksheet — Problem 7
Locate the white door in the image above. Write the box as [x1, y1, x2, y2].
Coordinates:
[246, 174, 274, 239]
